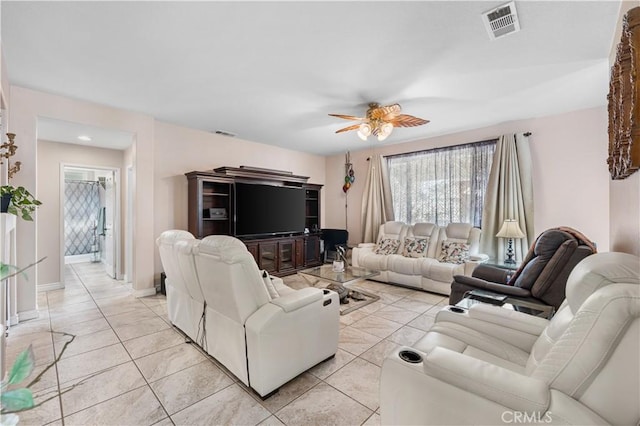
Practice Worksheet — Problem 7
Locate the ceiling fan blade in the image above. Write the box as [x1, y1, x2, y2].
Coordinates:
[390, 114, 429, 127]
[335, 124, 362, 134]
[328, 113, 364, 121]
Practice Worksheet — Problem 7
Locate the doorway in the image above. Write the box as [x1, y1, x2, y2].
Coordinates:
[61, 165, 120, 281]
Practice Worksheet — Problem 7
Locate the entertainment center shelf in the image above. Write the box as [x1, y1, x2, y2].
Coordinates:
[186, 167, 323, 275]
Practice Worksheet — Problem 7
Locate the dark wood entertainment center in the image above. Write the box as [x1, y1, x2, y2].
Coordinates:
[186, 166, 323, 276]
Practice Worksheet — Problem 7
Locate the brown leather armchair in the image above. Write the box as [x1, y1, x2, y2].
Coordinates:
[449, 228, 596, 309]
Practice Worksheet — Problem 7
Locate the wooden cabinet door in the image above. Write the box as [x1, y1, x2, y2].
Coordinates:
[278, 240, 295, 271]
[259, 241, 278, 273]
[295, 238, 304, 268]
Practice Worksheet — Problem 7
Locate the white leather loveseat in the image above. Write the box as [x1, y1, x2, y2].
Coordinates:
[157, 231, 340, 397]
[352, 221, 487, 295]
[380, 252, 640, 425]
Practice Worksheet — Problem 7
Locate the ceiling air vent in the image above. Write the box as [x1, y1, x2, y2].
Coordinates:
[214, 130, 237, 138]
[482, 1, 520, 40]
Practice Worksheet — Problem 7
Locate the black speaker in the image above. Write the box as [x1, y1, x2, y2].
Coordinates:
[160, 272, 167, 295]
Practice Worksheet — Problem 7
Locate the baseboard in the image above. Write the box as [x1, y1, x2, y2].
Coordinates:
[8, 314, 19, 326]
[18, 309, 39, 322]
[38, 282, 64, 292]
[134, 287, 157, 298]
[65, 254, 95, 264]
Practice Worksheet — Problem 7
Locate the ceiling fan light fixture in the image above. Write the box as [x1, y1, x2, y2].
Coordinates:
[379, 122, 393, 140]
[357, 123, 372, 140]
[329, 102, 428, 142]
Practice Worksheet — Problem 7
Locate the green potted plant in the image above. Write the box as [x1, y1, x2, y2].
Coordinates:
[0, 186, 41, 221]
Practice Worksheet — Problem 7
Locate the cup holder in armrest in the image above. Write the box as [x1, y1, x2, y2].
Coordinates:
[449, 306, 466, 314]
[398, 350, 423, 364]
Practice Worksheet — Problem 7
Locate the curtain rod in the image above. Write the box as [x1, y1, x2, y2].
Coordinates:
[365, 132, 531, 162]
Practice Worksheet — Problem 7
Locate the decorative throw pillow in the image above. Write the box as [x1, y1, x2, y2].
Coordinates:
[262, 270, 279, 300]
[438, 241, 470, 264]
[402, 238, 430, 258]
[374, 238, 400, 255]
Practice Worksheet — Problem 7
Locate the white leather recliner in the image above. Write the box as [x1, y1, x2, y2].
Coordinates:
[192, 235, 340, 397]
[156, 230, 204, 341]
[380, 252, 640, 425]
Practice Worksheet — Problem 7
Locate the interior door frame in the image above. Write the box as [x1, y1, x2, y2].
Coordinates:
[59, 163, 122, 287]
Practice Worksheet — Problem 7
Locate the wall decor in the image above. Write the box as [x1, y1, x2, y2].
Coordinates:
[608, 6, 640, 180]
[343, 151, 355, 193]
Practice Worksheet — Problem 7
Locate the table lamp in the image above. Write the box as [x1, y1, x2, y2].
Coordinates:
[496, 219, 525, 264]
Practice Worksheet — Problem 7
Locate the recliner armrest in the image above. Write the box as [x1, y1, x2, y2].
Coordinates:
[424, 346, 550, 413]
[437, 303, 549, 336]
[357, 243, 376, 249]
[470, 264, 511, 282]
[352, 244, 376, 267]
[469, 253, 489, 262]
[453, 275, 532, 297]
[270, 287, 323, 313]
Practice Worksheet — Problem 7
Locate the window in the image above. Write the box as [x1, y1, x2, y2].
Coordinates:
[387, 140, 496, 227]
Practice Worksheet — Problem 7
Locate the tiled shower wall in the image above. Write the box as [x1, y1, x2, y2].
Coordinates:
[65, 180, 100, 255]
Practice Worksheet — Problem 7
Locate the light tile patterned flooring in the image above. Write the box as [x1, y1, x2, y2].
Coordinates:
[5, 262, 448, 426]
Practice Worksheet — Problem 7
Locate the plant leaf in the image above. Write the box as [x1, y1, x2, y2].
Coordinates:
[7, 346, 35, 385]
[0, 388, 34, 412]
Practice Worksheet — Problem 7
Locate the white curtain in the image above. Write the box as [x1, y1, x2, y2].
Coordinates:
[387, 141, 496, 227]
[480, 133, 534, 261]
[361, 155, 394, 243]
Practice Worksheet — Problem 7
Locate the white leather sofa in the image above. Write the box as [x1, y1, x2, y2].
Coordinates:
[380, 252, 640, 425]
[156, 231, 340, 397]
[352, 221, 487, 295]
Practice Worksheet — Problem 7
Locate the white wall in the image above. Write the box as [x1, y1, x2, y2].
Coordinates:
[153, 121, 326, 275]
[36, 140, 125, 286]
[325, 107, 610, 251]
[9, 86, 155, 318]
[609, 1, 640, 256]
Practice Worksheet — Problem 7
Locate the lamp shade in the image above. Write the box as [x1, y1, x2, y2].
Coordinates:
[496, 219, 525, 239]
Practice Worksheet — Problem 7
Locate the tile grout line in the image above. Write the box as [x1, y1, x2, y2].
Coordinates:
[60, 263, 175, 424]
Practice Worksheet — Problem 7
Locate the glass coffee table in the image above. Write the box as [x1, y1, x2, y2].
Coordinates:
[298, 265, 380, 315]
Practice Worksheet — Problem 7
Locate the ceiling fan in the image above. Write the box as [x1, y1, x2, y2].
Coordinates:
[329, 102, 429, 141]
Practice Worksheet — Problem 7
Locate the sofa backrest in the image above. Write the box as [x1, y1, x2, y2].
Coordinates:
[527, 252, 640, 425]
[405, 223, 440, 258]
[510, 229, 595, 308]
[434, 223, 481, 258]
[156, 230, 196, 298]
[174, 239, 204, 303]
[193, 235, 270, 325]
[376, 221, 410, 253]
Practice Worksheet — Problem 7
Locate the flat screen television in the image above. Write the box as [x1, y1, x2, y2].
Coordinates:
[234, 182, 305, 238]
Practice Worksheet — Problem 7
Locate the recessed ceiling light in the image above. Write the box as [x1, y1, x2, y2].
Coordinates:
[78, 135, 92, 141]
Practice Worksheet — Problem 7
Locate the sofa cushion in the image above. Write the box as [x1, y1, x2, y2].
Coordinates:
[375, 238, 400, 255]
[427, 261, 465, 283]
[359, 252, 391, 271]
[438, 241, 470, 264]
[389, 254, 430, 275]
[402, 238, 430, 258]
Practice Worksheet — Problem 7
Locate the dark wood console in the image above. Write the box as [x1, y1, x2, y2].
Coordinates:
[186, 167, 323, 275]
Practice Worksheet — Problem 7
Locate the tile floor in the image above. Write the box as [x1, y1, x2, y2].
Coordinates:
[5, 262, 448, 426]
